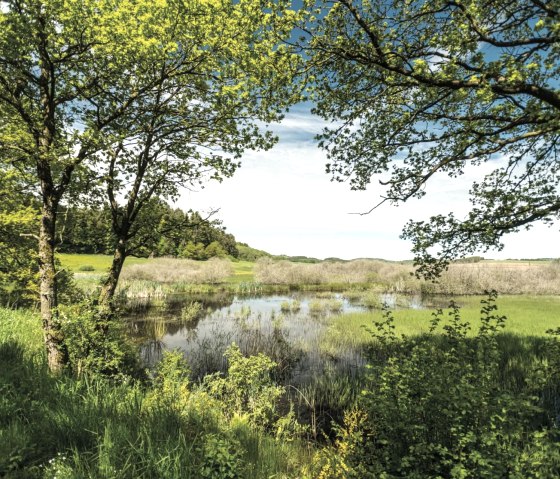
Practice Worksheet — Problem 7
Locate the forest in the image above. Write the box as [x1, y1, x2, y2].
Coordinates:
[1, 0, 560, 478]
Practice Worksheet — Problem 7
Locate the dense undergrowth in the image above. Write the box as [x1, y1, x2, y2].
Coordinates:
[0, 309, 312, 479]
[2, 293, 560, 478]
[309, 295, 560, 478]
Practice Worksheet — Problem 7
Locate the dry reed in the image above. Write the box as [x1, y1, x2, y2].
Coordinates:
[255, 258, 560, 295]
[120, 257, 233, 285]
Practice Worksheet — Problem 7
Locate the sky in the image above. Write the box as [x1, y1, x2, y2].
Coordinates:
[178, 104, 558, 261]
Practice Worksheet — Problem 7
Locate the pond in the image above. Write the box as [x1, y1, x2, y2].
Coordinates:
[126, 291, 435, 384]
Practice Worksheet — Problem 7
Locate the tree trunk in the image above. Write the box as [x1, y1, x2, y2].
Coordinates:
[39, 197, 68, 372]
[99, 238, 127, 310]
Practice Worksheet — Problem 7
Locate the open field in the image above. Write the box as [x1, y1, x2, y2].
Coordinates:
[322, 295, 560, 355]
[225, 261, 255, 284]
[58, 253, 149, 272]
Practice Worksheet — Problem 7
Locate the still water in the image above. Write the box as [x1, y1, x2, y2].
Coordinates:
[126, 292, 428, 383]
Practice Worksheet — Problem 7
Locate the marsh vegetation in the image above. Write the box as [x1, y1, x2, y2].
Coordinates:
[2, 281, 560, 478]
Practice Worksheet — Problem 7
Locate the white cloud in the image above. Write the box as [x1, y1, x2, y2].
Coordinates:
[176, 110, 559, 261]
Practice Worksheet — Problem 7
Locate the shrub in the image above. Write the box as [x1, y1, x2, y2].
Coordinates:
[181, 301, 202, 323]
[310, 293, 560, 478]
[203, 344, 284, 430]
[78, 264, 95, 272]
[120, 257, 233, 285]
[61, 302, 141, 378]
[197, 433, 244, 479]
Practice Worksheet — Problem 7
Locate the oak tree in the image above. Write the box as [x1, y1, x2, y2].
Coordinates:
[307, 0, 560, 277]
[91, 0, 302, 308]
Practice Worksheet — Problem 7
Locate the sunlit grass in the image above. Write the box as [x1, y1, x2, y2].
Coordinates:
[0, 308, 313, 478]
[322, 295, 560, 354]
[227, 260, 255, 284]
[58, 253, 149, 272]
[59, 253, 255, 284]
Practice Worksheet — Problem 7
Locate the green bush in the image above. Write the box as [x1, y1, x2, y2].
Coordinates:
[204, 344, 284, 429]
[181, 301, 202, 323]
[197, 433, 244, 479]
[61, 302, 141, 378]
[78, 264, 95, 272]
[311, 293, 560, 478]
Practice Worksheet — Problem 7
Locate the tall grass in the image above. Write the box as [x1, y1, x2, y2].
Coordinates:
[255, 258, 560, 295]
[121, 257, 233, 284]
[0, 308, 312, 478]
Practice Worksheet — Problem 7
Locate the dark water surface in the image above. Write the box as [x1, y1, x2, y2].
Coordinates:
[126, 292, 436, 383]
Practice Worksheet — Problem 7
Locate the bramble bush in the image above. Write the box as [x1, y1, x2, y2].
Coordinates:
[310, 292, 560, 478]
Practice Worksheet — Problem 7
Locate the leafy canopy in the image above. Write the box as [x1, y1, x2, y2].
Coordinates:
[306, 0, 560, 276]
[89, 0, 303, 260]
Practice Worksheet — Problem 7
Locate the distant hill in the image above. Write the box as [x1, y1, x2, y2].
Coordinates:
[236, 245, 411, 264]
[236, 243, 272, 261]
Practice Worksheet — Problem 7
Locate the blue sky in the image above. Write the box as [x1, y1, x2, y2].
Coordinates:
[178, 104, 558, 261]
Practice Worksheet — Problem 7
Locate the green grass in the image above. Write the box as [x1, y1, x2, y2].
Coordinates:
[59, 253, 255, 284]
[58, 253, 149, 272]
[227, 260, 255, 284]
[322, 295, 560, 353]
[0, 308, 312, 478]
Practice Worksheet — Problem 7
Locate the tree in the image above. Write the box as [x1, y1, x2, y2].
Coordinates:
[306, 0, 560, 277]
[0, 0, 300, 370]
[94, 0, 302, 308]
[0, 0, 169, 370]
[0, 167, 38, 306]
[0, 0, 174, 370]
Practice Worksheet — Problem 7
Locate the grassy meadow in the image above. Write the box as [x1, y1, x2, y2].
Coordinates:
[4, 253, 557, 477]
[321, 295, 560, 356]
[59, 253, 149, 272]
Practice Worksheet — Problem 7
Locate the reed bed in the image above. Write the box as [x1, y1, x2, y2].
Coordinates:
[434, 261, 560, 295]
[120, 257, 233, 285]
[255, 258, 414, 288]
[255, 258, 560, 295]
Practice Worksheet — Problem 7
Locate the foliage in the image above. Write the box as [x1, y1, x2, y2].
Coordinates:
[0, 310, 310, 478]
[58, 201, 239, 259]
[311, 293, 560, 478]
[0, 0, 302, 367]
[204, 344, 285, 430]
[181, 301, 203, 324]
[0, 169, 38, 306]
[60, 302, 141, 378]
[306, 0, 560, 277]
[197, 434, 245, 479]
[180, 240, 229, 261]
[237, 243, 272, 262]
[87, 0, 303, 305]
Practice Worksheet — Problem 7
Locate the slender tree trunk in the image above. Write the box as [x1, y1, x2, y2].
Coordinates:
[38, 195, 68, 372]
[99, 238, 127, 310]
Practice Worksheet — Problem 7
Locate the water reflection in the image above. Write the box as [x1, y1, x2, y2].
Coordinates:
[126, 292, 447, 383]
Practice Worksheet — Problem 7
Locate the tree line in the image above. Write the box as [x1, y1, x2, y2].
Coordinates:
[57, 201, 239, 260]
